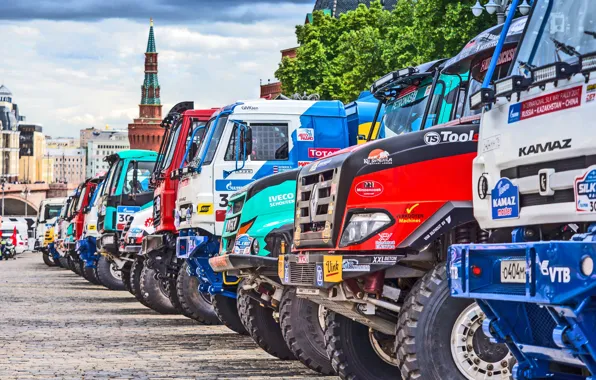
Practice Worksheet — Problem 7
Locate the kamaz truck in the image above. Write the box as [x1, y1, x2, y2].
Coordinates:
[139, 102, 219, 316]
[209, 59, 454, 371]
[270, 19, 527, 380]
[96, 149, 157, 290]
[173, 98, 383, 333]
[448, 1, 596, 379]
[36, 197, 66, 266]
[77, 180, 104, 285]
[54, 191, 78, 270]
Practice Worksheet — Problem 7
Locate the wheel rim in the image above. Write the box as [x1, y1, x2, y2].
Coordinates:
[110, 263, 122, 280]
[369, 329, 398, 366]
[317, 305, 326, 330]
[450, 303, 513, 379]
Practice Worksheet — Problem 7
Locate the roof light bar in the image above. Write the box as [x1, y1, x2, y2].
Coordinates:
[531, 62, 578, 86]
[469, 88, 495, 111]
[581, 52, 596, 74]
[494, 75, 531, 98]
[370, 67, 418, 93]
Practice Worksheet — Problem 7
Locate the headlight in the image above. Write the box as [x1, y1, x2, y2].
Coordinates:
[340, 212, 391, 247]
[251, 238, 259, 255]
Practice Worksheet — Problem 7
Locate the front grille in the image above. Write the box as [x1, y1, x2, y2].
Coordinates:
[525, 303, 558, 348]
[153, 205, 161, 227]
[288, 262, 316, 285]
[296, 169, 337, 247]
[520, 189, 574, 208]
[501, 155, 596, 179]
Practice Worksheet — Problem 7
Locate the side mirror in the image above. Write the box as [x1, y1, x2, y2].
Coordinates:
[131, 160, 140, 195]
[243, 127, 253, 157]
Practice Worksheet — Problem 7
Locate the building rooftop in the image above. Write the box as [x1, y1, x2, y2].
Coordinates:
[0, 85, 12, 96]
[312, 0, 397, 18]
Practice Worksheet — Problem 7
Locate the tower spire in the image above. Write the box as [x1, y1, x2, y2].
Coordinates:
[147, 18, 156, 53]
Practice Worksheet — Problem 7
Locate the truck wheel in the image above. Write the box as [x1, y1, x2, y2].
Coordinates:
[42, 252, 55, 267]
[71, 257, 82, 276]
[58, 257, 69, 269]
[326, 311, 400, 379]
[130, 257, 150, 307]
[82, 265, 101, 285]
[238, 285, 294, 360]
[280, 288, 334, 374]
[176, 261, 220, 324]
[96, 256, 125, 291]
[121, 262, 132, 294]
[139, 265, 178, 314]
[396, 264, 513, 380]
[212, 294, 247, 335]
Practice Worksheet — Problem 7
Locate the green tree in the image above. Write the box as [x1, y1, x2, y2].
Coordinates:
[275, 0, 494, 103]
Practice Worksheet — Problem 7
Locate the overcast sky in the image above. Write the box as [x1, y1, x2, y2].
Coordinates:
[0, 0, 314, 137]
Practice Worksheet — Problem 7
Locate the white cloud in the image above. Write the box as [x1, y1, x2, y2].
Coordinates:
[0, 2, 310, 137]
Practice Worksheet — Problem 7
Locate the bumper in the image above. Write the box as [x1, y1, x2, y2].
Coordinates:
[142, 234, 165, 256]
[121, 244, 142, 254]
[209, 254, 278, 273]
[279, 253, 401, 288]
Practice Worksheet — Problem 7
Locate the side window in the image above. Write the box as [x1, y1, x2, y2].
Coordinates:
[225, 123, 289, 161]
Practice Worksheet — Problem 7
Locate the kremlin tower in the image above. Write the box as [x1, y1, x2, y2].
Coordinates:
[128, 19, 164, 151]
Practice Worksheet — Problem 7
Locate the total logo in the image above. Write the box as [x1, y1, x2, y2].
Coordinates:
[297, 128, 315, 142]
[308, 147, 340, 159]
[363, 149, 392, 165]
[424, 130, 478, 145]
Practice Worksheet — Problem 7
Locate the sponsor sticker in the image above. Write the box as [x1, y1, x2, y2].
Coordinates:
[297, 128, 315, 141]
[298, 161, 310, 167]
[308, 148, 340, 159]
[364, 149, 392, 165]
[574, 166, 596, 213]
[316, 264, 324, 286]
[481, 135, 501, 154]
[342, 258, 371, 272]
[215, 179, 253, 192]
[508, 86, 582, 124]
[396, 203, 423, 224]
[278, 255, 285, 279]
[491, 178, 519, 220]
[273, 165, 294, 174]
[297, 254, 309, 264]
[116, 206, 140, 230]
[233, 234, 252, 255]
[269, 193, 295, 207]
[372, 256, 398, 265]
[355, 180, 384, 198]
[375, 233, 395, 250]
[284, 260, 289, 283]
[423, 215, 452, 241]
[179, 178, 189, 187]
[323, 255, 342, 282]
[424, 130, 477, 145]
[540, 260, 571, 283]
[88, 224, 96, 231]
[197, 203, 213, 214]
[210, 255, 229, 269]
[586, 83, 596, 103]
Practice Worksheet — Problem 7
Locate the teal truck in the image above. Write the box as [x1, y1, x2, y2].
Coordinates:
[96, 149, 157, 290]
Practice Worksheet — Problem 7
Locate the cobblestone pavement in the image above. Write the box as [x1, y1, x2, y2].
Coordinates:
[0, 253, 335, 379]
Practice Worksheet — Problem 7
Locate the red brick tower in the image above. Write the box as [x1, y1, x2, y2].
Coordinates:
[128, 18, 163, 151]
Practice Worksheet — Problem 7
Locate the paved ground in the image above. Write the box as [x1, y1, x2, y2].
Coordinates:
[0, 252, 333, 379]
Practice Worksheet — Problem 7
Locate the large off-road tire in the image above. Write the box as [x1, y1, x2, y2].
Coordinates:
[42, 252, 55, 267]
[139, 265, 178, 314]
[96, 256, 125, 291]
[58, 256, 69, 269]
[121, 262, 132, 294]
[82, 264, 101, 285]
[280, 288, 334, 374]
[326, 311, 400, 379]
[53, 255, 63, 268]
[237, 285, 294, 360]
[130, 257, 150, 307]
[212, 294, 247, 335]
[395, 264, 513, 380]
[176, 261, 220, 324]
[71, 256, 82, 276]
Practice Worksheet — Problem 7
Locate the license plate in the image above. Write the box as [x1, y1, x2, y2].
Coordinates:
[226, 217, 238, 232]
[500, 260, 527, 283]
[296, 288, 320, 296]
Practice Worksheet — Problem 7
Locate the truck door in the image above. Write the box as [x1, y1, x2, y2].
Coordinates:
[212, 120, 291, 235]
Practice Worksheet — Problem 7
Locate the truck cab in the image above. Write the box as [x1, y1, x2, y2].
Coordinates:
[97, 150, 157, 255]
[35, 197, 65, 252]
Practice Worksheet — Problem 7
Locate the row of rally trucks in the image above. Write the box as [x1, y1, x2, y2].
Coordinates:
[38, 1, 596, 378]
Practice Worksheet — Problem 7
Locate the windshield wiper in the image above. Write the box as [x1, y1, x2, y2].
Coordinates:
[552, 38, 581, 58]
[585, 31, 596, 39]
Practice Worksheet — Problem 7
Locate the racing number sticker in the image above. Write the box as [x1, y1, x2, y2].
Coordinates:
[323, 255, 342, 283]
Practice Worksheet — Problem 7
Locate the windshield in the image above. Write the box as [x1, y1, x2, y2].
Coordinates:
[160, 120, 182, 172]
[512, 1, 596, 76]
[40, 204, 62, 222]
[105, 160, 123, 196]
[123, 161, 154, 194]
[191, 115, 228, 166]
[383, 85, 433, 136]
[76, 185, 88, 211]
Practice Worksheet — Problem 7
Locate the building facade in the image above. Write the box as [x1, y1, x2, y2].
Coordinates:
[128, 19, 163, 151]
[18, 123, 48, 183]
[46, 137, 79, 149]
[86, 135, 130, 178]
[0, 85, 22, 182]
[47, 148, 86, 184]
